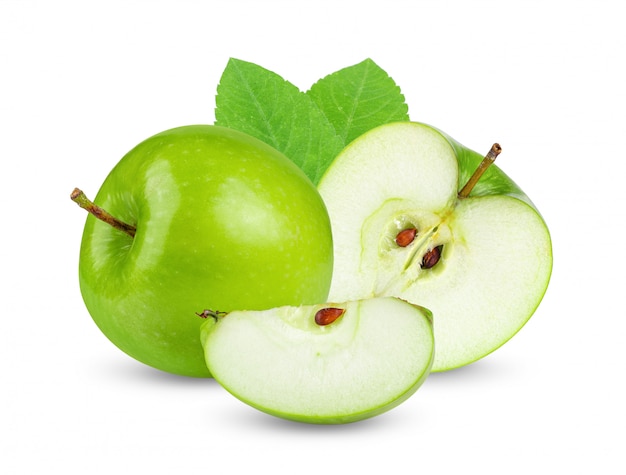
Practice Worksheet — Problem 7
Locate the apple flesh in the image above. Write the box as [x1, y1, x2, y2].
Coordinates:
[75, 125, 333, 377]
[317, 122, 552, 372]
[200, 297, 434, 424]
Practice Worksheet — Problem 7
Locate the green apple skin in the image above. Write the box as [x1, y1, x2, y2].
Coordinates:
[318, 122, 553, 372]
[78, 125, 334, 377]
[201, 298, 434, 424]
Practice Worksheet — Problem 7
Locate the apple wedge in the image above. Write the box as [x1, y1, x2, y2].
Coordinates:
[199, 297, 434, 424]
[317, 122, 552, 372]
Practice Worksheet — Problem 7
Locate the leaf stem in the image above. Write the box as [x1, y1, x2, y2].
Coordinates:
[458, 143, 502, 199]
[70, 188, 136, 238]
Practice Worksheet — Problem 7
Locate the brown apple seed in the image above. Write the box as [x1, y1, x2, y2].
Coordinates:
[421, 245, 443, 269]
[395, 227, 418, 247]
[315, 307, 346, 326]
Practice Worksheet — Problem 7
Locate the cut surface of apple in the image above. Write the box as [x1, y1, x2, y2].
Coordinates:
[200, 297, 434, 424]
[317, 122, 552, 372]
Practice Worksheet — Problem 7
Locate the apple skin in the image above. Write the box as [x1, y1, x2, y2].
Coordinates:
[78, 125, 334, 377]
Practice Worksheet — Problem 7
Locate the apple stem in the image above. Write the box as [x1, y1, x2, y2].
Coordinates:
[458, 143, 502, 199]
[196, 309, 228, 321]
[70, 188, 136, 238]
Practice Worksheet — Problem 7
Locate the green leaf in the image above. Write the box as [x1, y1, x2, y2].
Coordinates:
[307, 59, 409, 145]
[215, 58, 344, 185]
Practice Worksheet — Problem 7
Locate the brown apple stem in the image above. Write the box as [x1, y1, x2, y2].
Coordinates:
[196, 309, 228, 321]
[458, 143, 502, 199]
[70, 188, 136, 238]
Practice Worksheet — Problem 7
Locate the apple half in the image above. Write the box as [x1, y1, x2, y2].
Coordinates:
[317, 122, 552, 372]
[200, 297, 434, 424]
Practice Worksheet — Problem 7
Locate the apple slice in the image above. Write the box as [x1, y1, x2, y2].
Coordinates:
[199, 297, 434, 424]
[317, 122, 552, 372]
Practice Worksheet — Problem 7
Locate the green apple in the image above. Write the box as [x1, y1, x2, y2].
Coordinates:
[317, 121, 552, 372]
[200, 297, 434, 424]
[72, 125, 333, 377]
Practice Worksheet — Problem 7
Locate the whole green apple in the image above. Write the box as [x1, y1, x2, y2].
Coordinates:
[73, 125, 334, 377]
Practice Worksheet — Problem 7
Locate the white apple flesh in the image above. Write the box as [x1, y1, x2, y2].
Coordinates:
[200, 297, 434, 424]
[318, 122, 552, 372]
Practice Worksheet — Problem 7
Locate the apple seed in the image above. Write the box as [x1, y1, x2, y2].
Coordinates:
[314, 307, 346, 326]
[421, 245, 443, 269]
[395, 228, 418, 247]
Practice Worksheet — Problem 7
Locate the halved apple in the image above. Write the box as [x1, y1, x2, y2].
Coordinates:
[200, 297, 434, 424]
[317, 122, 552, 372]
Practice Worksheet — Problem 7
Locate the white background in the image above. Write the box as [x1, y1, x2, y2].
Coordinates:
[2, 0, 624, 473]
